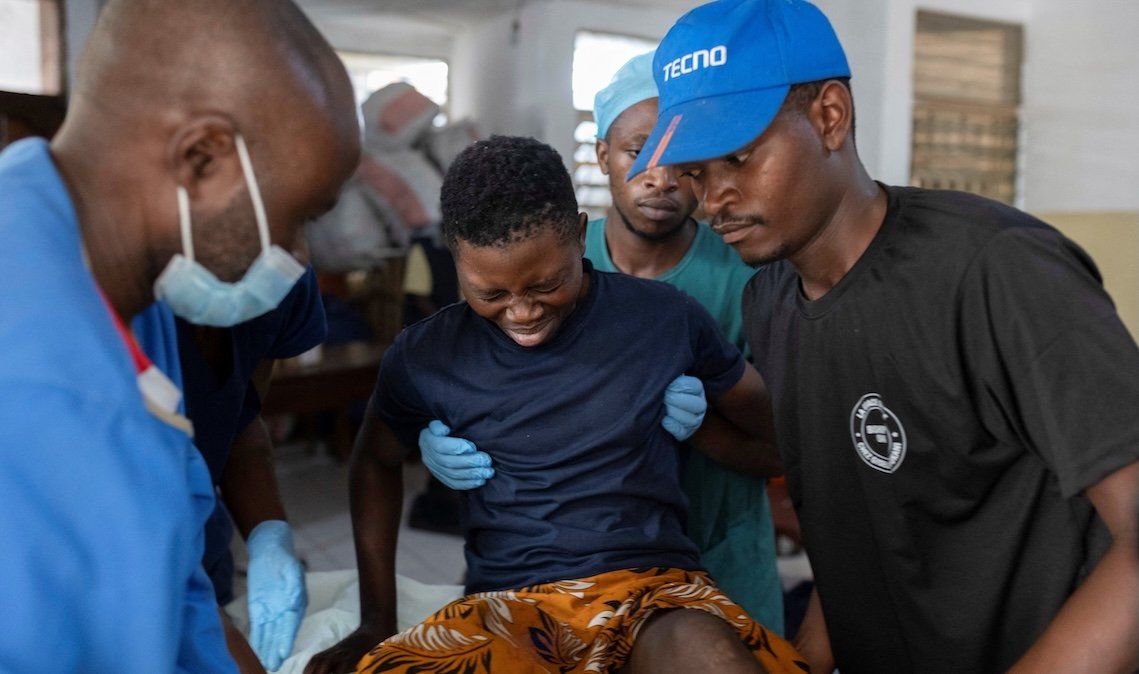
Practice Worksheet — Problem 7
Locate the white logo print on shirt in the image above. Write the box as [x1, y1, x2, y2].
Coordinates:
[850, 393, 907, 473]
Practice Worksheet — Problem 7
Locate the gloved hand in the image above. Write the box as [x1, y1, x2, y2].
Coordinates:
[662, 374, 707, 442]
[247, 520, 307, 672]
[418, 420, 495, 490]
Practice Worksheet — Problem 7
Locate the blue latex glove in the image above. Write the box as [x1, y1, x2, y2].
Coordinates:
[246, 520, 307, 672]
[662, 374, 707, 442]
[418, 419, 495, 490]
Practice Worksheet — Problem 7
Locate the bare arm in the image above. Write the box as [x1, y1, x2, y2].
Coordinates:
[689, 363, 782, 477]
[220, 359, 287, 538]
[304, 396, 408, 674]
[219, 609, 268, 674]
[794, 588, 835, 674]
[1007, 461, 1139, 673]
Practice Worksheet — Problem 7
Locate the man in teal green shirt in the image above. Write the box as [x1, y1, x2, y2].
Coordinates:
[587, 51, 784, 634]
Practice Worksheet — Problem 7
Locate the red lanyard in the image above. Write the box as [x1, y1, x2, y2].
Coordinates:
[95, 287, 193, 435]
[96, 288, 152, 374]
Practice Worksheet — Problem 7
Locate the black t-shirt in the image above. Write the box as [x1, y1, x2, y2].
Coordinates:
[374, 260, 745, 593]
[743, 185, 1139, 673]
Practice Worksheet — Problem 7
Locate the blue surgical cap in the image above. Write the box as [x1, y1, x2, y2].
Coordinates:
[593, 50, 658, 141]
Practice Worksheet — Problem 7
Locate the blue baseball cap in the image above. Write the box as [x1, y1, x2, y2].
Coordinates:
[594, 51, 658, 141]
[628, 0, 849, 179]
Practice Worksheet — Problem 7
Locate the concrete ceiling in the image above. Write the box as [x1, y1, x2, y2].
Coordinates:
[297, 0, 698, 27]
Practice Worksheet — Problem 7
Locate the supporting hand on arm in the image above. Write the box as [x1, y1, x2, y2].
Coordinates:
[418, 419, 494, 489]
[661, 374, 708, 442]
[680, 364, 783, 477]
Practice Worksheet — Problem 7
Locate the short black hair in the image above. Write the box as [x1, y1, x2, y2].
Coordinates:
[440, 135, 580, 250]
[780, 76, 855, 140]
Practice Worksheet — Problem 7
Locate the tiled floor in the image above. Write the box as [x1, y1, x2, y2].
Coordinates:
[261, 441, 466, 586]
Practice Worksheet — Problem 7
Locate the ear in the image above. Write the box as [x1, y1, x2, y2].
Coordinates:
[595, 139, 610, 176]
[813, 80, 855, 153]
[577, 212, 589, 246]
[166, 115, 245, 209]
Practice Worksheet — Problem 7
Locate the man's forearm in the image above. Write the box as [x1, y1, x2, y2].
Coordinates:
[794, 588, 835, 674]
[348, 425, 403, 635]
[219, 608, 267, 674]
[221, 417, 288, 538]
[1008, 538, 1139, 673]
[687, 408, 782, 477]
[1011, 463, 1139, 673]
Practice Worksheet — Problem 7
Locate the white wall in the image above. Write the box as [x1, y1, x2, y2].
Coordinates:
[509, 0, 692, 166]
[1020, 0, 1139, 212]
[308, 12, 455, 60]
[450, 13, 518, 135]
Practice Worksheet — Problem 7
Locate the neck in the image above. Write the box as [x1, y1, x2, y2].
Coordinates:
[603, 208, 697, 280]
[789, 164, 887, 301]
[50, 134, 156, 321]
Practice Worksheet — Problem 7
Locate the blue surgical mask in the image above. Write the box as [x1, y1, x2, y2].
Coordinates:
[154, 134, 305, 327]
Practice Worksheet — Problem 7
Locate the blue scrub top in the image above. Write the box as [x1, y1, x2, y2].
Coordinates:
[0, 138, 236, 672]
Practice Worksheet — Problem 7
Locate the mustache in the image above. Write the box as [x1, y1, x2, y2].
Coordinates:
[710, 214, 766, 229]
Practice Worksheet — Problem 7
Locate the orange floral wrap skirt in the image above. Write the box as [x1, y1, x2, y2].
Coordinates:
[356, 566, 807, 673]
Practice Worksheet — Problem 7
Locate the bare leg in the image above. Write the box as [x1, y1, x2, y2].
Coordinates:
[620, 609, 767, 674]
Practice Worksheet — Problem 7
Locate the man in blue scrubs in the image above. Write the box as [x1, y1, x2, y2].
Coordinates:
[135, 268, 326, 672]
[0, 0, 360, 671]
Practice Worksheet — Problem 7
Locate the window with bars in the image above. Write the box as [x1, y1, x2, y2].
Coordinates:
[0, 0, 63, 97]
[0, 0, 65, 149]
[910, 11, 1023, 205]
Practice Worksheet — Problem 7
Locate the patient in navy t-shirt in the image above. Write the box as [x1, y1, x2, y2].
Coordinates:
[306, 136, 805, 674]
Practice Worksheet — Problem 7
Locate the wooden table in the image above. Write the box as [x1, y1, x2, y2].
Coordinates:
[262, 340, 388, 458]
[263, 341, 387, 414]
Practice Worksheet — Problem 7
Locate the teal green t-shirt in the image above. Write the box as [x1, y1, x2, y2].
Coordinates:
[585, 218, 784, 634]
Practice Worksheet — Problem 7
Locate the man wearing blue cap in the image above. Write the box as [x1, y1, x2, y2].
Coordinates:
[632, 1, 1139, 673]
[589, 51, 785, 635]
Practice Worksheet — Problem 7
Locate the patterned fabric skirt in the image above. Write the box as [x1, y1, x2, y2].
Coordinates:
[356, 567, 807, 673]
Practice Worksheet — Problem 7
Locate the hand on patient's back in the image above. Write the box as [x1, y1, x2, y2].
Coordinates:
[419, 420, 494, 490]
[662, 375, 707, 442]
[304, 624, 392, 674]
[247, 520, 307, 672]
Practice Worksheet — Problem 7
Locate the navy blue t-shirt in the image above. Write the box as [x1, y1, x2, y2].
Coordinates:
[374, 260, 746, 593]
[178, 266, 326, 603]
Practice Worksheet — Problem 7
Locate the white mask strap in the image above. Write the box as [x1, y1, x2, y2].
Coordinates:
[176, 185, 196, 262]
[234, 133, 272, 252]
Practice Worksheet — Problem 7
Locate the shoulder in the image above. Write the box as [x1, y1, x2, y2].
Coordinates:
[231, 265, 326, 361]
[389, 300, 477, 358]
[888, 186, 1091, 282]
[583, 218, 613, 270]
[889, 185, 1051, 245]
[595, 266, 695, 308]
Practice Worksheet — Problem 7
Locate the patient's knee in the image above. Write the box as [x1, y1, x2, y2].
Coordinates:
[624, 608, 764, 674]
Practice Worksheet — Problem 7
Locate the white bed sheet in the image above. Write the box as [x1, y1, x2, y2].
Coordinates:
[225, 570, 464, 674]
